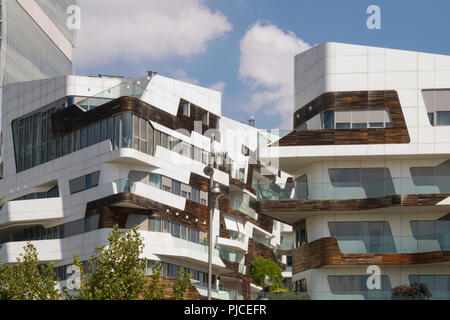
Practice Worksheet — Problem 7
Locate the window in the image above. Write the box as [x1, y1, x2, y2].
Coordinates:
[241, 145, 250, 156]
[323, 110, 335, 129]
[202, 111, 209, 126]
[336, 123, 350, 129]
[148, 217, 162, 232]
[122, 113, 132, 148]
[369, 122, 384, 128]
[295, 174, 309, 199]
[328, 275, 391, 294]
[328, 221, 395, 253]
[182, 101, 190, 117]
[352, 123, 367, 129]
[295, 279, 307, 293]
[69, 171, 100, 194]
[172, 180, 181, 196]
[80, 128, 87, 149]
[422, 90, 450, 126]
[191, 187, 201, 203]
[295, 227, 307, 248]
[437, 111, 450, 126]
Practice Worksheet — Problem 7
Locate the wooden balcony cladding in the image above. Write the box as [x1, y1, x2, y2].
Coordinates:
[280, 90, 410, 146]
[85, 192, 210, 233]
[293, 237, 450, 274]
[259, 193, 450, 214]
[51, 96, 219, 139]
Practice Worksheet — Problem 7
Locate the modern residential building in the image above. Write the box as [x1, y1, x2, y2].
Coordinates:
[257, 42, 450, 300]
[0, 72, 289, 300]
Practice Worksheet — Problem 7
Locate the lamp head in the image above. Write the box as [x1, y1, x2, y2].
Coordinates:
[203, 165, 214, 177]
[212, 183, 221, 194]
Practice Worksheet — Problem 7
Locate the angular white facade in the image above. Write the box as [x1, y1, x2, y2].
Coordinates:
[0, 73, 289, 300]
[258, 43, 450, 300]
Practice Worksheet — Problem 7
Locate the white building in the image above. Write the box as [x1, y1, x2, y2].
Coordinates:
[258, 42, 450, 300]
[0, 73, 288, 300]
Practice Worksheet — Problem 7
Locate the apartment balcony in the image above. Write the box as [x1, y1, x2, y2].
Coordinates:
[230, 199, 258, 220]
[111, 178, 187, 211]
[257, 178, 450, 224]
[216, 230, 248, 252]
[0, 198, 64, 228]
[335, 234, 450, 254]
[255, 291, 450, 300]
[292, 237, 450, 274]
[192, 282, 243, 300]
[0, 229, 112, 264]
[279, 240, 294, 251]
[143, 232, 229, 273]
[258, 177, 450, 201]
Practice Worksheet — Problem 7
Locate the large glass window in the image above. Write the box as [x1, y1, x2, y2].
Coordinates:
[13, 109, 211, 173]
[437, 111, 450, 126]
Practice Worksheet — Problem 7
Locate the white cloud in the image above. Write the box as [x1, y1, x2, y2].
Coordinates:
[74, 0, 232, 67]
[239, 22, 311, 128]
[172, 70, 199, 85]
[209, 82, 227, 92]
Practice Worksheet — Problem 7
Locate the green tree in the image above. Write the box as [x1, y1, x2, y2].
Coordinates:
[143, 262, 166, 300]
[170, 267, 192, 300]
[0, 242, 60, 300]
[249, 257, 283, 291]
[70, 225, 148, 300]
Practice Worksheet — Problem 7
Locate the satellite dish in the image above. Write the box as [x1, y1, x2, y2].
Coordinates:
[203, 166, 214, 177]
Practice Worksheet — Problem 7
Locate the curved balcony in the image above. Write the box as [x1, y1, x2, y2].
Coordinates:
[216, 230, 248, 252]
[257, 177, 450, 202]
[0, 198, 64, 228]
[292, 237, 450, 274]
[192, 282, 243, 300]
[257, 178, 450, 224]
[335, 234, 450, 254]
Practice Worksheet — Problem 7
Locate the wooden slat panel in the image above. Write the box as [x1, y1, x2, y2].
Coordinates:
[293, 237, 450, 274]
[284, 90, 410, 146]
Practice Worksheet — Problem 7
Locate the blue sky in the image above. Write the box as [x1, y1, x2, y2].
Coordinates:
[74, 0, 450, 129]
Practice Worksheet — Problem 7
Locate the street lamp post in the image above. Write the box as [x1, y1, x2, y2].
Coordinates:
[203, 134, 219, 300]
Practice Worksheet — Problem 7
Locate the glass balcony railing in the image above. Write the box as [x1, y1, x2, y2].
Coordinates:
[335, 234, 450, 254]
[76, 82, 147, 111]
[253, 235, 273, 248]
[113, 178, 137, 193]
[192, 282, 243, 300]
[279, 241, 294, 251]
[255, 291, 450, 300]
[228, 230, 246, 243]
[257, 176, 450, 201]
[257, 130, 291, 148]
[230, 199, 257, 220]
[172, 237, 220, 256]
[230, 166, 246, 182]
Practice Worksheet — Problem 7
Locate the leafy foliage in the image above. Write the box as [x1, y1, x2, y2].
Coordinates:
[0, 242, 60, 300]
[249, 257, 283, 290]
[1, 226, 194, 300]
[144, 262, 166, 300]
[392, 283, 432, 300]
[170, 267, 192, 300]
[70, 225, 148, 300]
